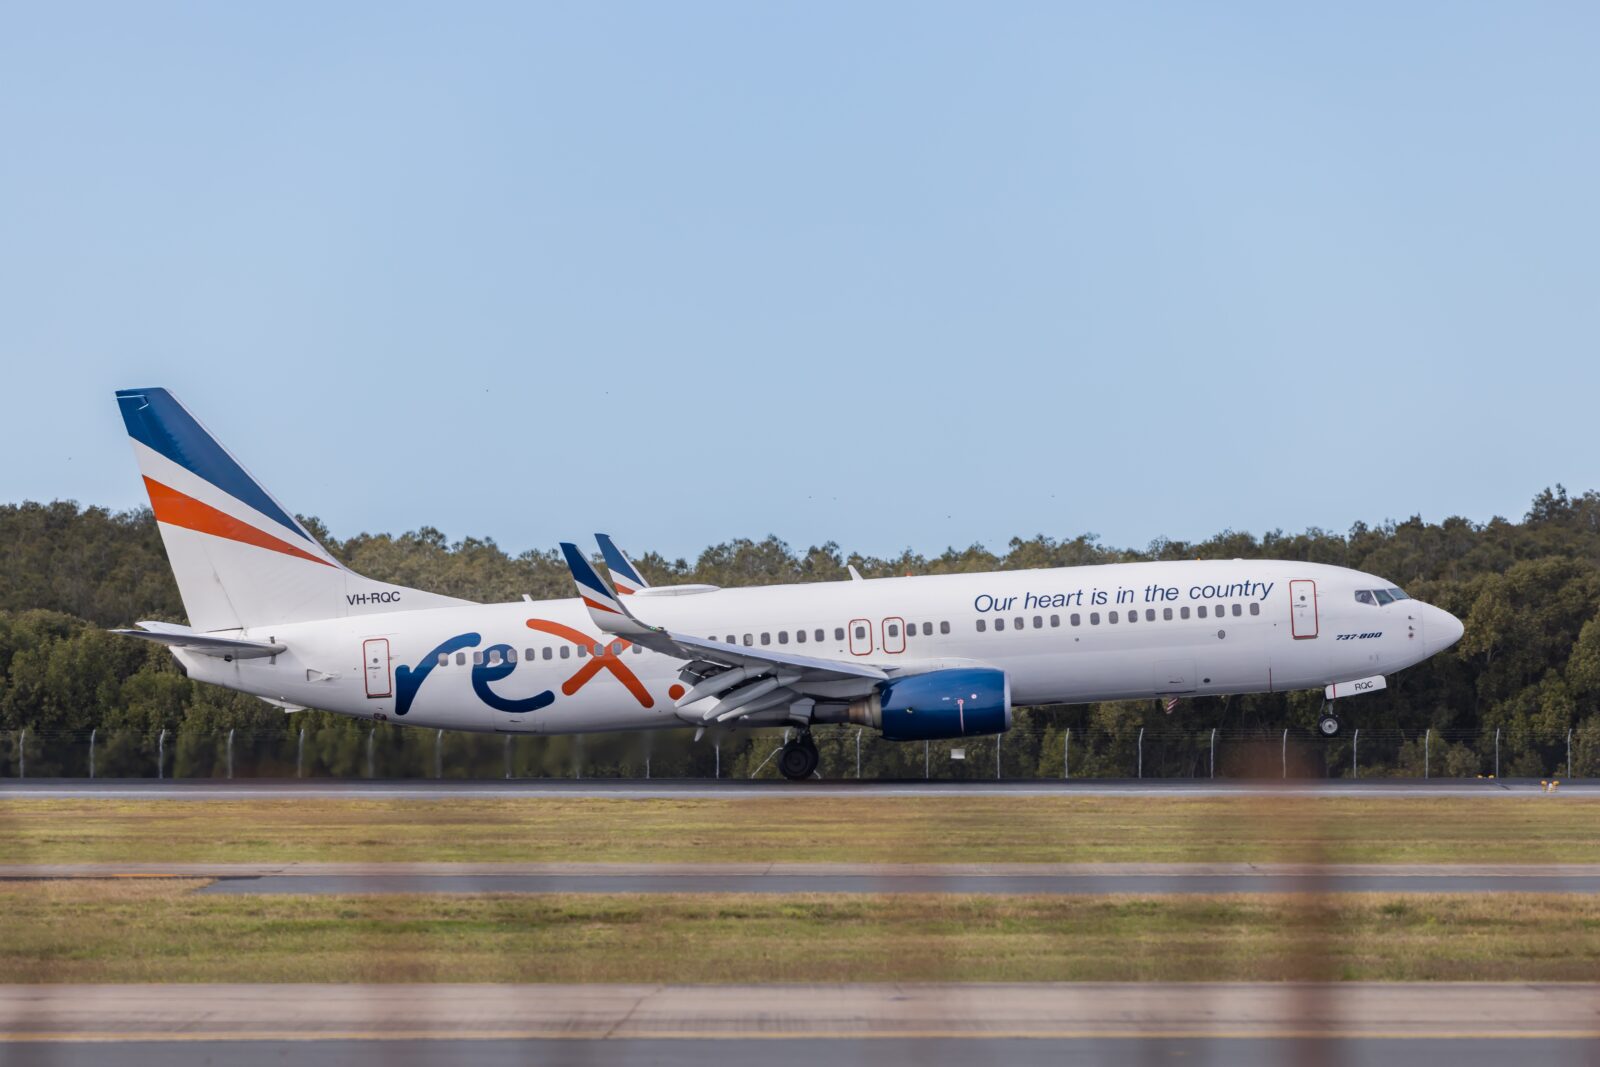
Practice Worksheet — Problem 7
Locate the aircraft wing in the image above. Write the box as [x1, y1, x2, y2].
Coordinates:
[560, 543, 885, 724]
[112, 621, 286, 659]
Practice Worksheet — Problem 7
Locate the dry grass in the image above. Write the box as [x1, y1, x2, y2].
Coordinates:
[2, 880, 1597, 983]
[0, 795, 1595, 864]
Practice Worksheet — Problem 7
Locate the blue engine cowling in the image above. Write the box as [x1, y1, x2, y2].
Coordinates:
[873, 668, 1011, 742]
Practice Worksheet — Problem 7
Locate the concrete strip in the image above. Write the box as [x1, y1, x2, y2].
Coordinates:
[6, 861, 1600, 878]
[2, 778, 1594, 799]
[2, 983, 1599, 1039]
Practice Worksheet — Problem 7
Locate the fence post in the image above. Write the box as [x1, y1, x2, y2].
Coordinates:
[505, 735, 513, 780]
[1137, 727, 1144, 779]
[90, 728, 96, 780]
[1281, 728, 1287, 779]
[366, 729, 374, 780]
[924, 739, 930, 780]
[435, 730, 443, 780]
[227, 728, 235, 780]
[1352, 728, 1360, 779]
[996, 734, 1002, 780]
[1567, 729, 1572, 779]
[1064, 728, 1070, 780]
[157, 728, 166, 780]
[1494, 728, 1500, 778]
[1210, 728, 1216, 779]
[856, 729, 862, 779]
[1424, 729, 1430, 779]
[297, 726, 305, 779]
[714, 741, 720, 780]
[18, 728, 25, 779]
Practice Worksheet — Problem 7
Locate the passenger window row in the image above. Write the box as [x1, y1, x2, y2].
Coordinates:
[975, 601, 1261, 632]
[437, 643, 642, 667]
[714, 620, 953, 647]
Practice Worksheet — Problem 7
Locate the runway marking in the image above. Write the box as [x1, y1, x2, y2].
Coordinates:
[5, 1029, 1600, 1043]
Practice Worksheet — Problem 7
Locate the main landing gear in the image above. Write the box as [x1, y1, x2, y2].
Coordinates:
[1317, 705, 1343, 737]
[778, 732, 820, 781]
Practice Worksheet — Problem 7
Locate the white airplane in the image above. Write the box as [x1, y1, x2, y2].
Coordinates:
[113, 387, 1464, 780]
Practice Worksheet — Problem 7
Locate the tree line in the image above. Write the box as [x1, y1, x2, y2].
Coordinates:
[2, 486, 1600, 778]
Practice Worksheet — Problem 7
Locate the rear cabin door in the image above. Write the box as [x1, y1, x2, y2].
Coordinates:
[1289, 580, 1319, 639]
[881, 617, 907, 654]
[848, 618, 874, 656]
[363, 638, 392, 698]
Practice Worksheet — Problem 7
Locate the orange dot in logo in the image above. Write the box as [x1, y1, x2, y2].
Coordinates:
[668, 684, 685, 700]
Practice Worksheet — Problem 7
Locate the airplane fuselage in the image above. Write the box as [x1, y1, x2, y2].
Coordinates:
[178, 558, 1459, 735]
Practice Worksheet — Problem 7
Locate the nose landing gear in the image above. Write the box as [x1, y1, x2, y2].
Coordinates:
[778, 732, 820, 780]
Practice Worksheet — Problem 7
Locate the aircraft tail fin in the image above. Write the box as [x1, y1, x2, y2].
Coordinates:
[116, 388, 470, 632]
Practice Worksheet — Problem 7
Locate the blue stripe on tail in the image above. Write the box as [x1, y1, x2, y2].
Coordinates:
[116, 388, 309, 542]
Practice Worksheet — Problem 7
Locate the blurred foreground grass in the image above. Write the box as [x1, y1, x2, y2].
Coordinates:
[3, 880, 1597, 983]
[1, 795, 1596, 863]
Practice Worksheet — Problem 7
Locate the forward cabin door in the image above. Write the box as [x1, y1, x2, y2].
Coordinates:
[363, 638, 392, 698]
[1289, 580, 1319, 639]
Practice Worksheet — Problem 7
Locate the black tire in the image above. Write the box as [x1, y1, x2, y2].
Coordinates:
[778, 742, 816, 781]
[1317, 714, 1342, 737]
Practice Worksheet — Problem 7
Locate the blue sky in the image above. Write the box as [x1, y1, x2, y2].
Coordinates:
[2, 2, 1596, 560]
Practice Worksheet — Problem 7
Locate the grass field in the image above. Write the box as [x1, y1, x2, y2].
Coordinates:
[1, 795, 1596, 864]
[3, 880, 1597, 983]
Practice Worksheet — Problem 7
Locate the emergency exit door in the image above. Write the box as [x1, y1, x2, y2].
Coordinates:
[1289, 580, 1319, 639]
[363, 639, 392, 698]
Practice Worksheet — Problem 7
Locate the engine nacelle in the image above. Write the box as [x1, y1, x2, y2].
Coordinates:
[845, 668, 1011, 742]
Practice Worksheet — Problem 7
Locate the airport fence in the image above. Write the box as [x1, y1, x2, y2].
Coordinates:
[0, 721, 1589, 781]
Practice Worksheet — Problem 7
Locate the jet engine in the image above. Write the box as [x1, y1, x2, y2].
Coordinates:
[843, 668, 1011, 741]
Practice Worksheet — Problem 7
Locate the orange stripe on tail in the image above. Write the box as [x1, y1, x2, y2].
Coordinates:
[144, 477, 333, 568]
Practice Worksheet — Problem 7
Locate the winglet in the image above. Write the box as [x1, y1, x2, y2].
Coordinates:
[595, 533, 650, 595]
[560, 542, 654, 636]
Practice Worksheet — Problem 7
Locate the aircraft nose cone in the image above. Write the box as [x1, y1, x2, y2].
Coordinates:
[1427, 604, 1464, 656]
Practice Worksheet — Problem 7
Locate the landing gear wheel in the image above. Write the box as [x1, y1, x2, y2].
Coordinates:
[1317, 712, 1342, 737]
[778, 735, 820, 781]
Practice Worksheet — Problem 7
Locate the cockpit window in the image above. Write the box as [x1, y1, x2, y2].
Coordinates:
[1388, 587, 1410, 601]
[1373, 589, 1395, 606]
[1355, 590, 1375, 605]
[1357, 587, 1410, 605]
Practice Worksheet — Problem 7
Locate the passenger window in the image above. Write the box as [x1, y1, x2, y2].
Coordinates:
[1033, 616, 1043, 628]
[508, 649, 518, 663]
[976, 619, 987, 632]
[455, 652, 466, 665]
[487, 650, 501, 666]
[1125, 610, 1136, 624]
[940, 621, 950, 634]
[1050, 614, 1060, 627]
[760, 632, 771, 645]
[995, 618, 1006, 631]
[1197, 606, 1207, 619]
[1014, 617, 1023, 630]
[796, 629, 806, 643]
[1215, 604, 1224, 618]
[1163, 608, 1173, 621]
[633, 645, 642, 654]
[473, 651, 485, 665]
[1146, 609, 1155, 622]
[1070, 613, 1081, 626]
[834, 628, 844, 641]
[576, 645, 587, 659]
[1249, 602, 1260, 616]
[437, 653, 449, 666]
[1090, 612, 1101, 625]
[726, 635, 735, 645]
[744, 634, 755, 646]
[1229, 604, 1239, 617]
[560, 646, 571, 659]
[542, 648, 553, 660]
[779, 631, 789, 645]
[923, 622, 933, 635]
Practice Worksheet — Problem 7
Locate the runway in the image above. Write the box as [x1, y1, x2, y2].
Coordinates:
[2, 982, 1597, 1066]
[2, 777, 1592, 799]
[7, 861, 1600, 895]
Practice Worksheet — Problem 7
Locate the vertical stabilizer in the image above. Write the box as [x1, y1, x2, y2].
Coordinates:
[116, 388, 470, 631]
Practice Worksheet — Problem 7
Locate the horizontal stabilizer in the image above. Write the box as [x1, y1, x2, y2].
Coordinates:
[112, 621, 285, 659]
